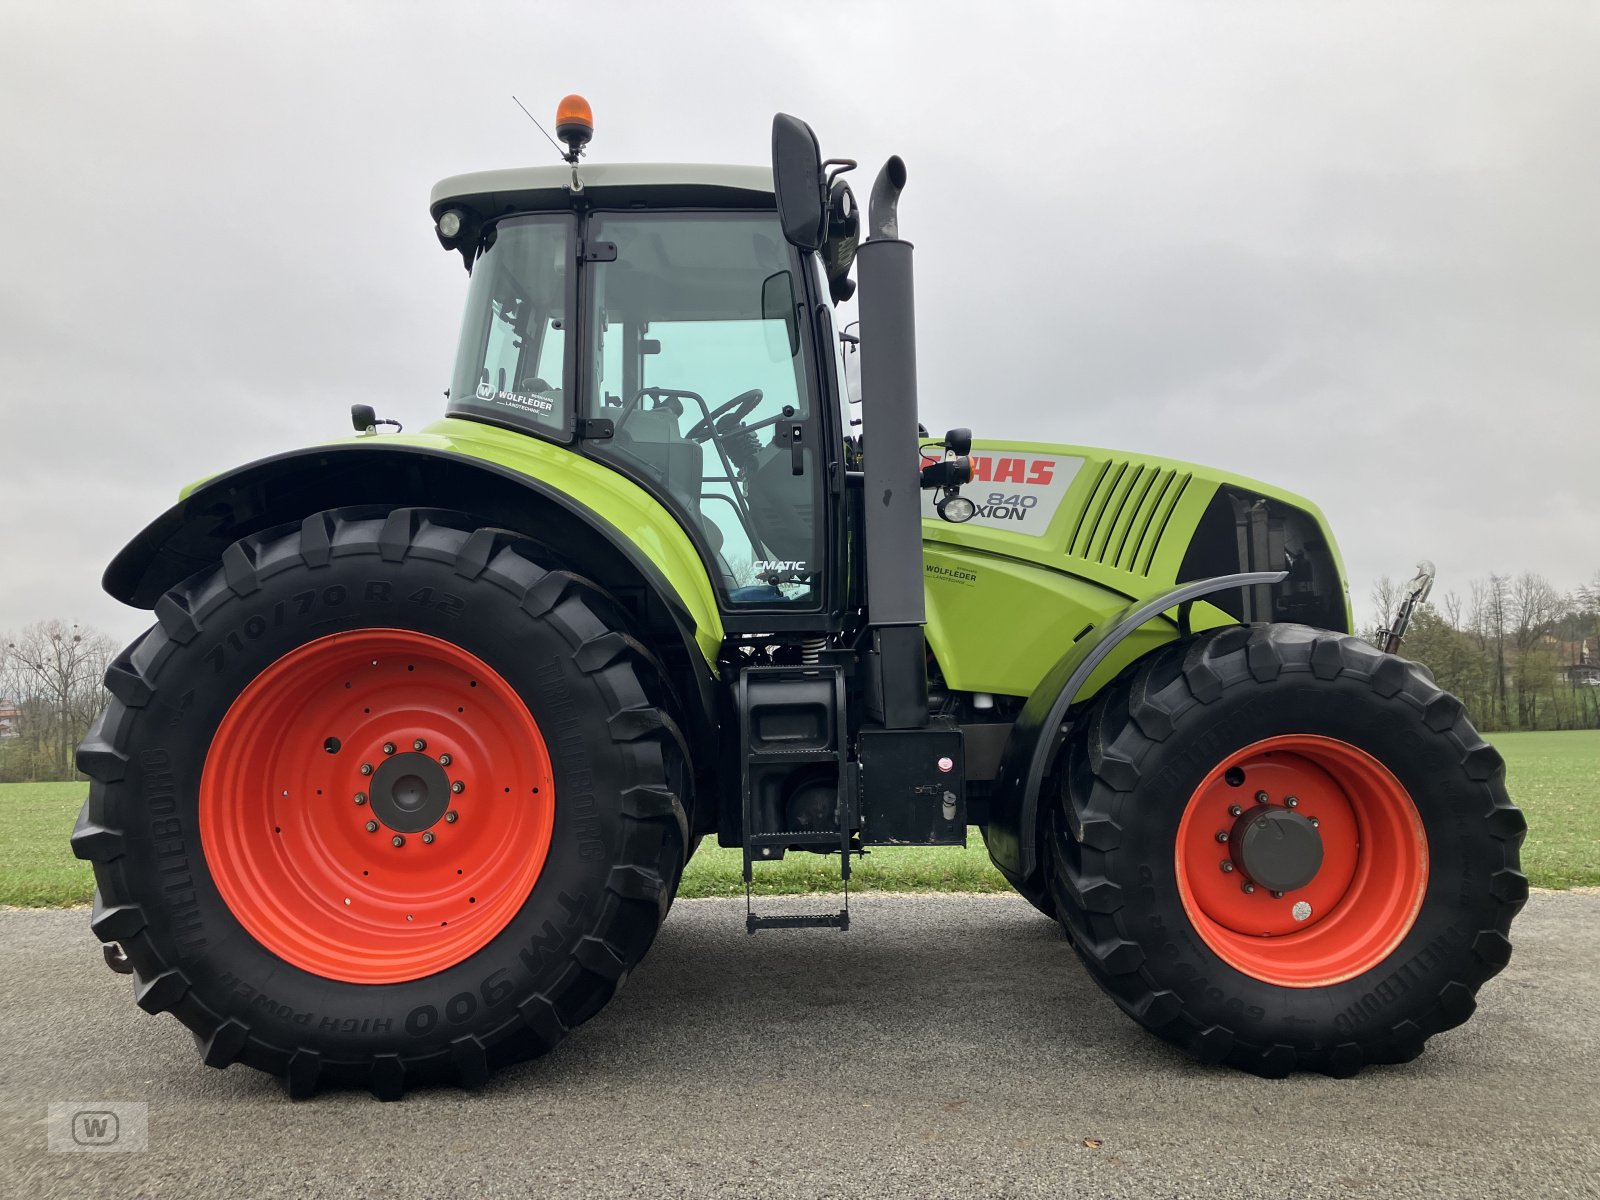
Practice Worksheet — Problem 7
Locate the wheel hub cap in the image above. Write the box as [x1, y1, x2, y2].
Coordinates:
[369, 752, 451, 833]
[1229, 805, 1323, 893]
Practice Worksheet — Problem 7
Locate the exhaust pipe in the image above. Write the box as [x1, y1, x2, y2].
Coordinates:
[868, 155, 907, 240]
[855, 156, 928, 728]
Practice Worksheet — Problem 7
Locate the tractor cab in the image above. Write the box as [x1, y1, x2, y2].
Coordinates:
[432, 161, 852, 619]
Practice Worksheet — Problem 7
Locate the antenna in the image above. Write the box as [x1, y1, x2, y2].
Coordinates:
[512, 95, 566, 160]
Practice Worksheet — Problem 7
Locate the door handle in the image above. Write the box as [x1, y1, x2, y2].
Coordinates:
[790, 424, 805, 475]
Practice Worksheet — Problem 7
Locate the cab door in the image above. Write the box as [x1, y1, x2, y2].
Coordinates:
[581, 210, 838, 627]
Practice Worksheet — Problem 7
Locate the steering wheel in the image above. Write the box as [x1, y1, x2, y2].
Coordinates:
[684, 389, 763, 443]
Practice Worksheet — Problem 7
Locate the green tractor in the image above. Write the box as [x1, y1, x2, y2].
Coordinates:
[74, 99, 1525, 1097]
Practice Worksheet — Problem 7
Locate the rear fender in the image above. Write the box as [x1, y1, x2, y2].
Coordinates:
[104, 439, 724, 751]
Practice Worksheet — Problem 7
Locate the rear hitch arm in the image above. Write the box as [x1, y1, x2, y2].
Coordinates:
[1381, 560, 1436, 654]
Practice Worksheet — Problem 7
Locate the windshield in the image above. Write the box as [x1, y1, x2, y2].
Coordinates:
[585, 212, 821, 608]
[446, 214, 574, 437]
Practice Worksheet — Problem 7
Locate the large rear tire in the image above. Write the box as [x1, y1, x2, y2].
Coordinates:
[73, 507, 690, 1098]
[1047, 623, 1527, 1077]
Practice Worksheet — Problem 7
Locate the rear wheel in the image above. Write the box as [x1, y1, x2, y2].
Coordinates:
[74, 507, 690, 1098]
[1048, 623, 1527, 1077]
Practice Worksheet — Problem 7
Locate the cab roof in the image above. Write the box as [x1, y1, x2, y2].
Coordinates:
[429, 163, 775, 221]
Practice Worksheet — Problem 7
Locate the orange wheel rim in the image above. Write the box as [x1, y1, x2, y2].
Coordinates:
[1174, 734, 1428, 988]
[200, 629, 555, 984]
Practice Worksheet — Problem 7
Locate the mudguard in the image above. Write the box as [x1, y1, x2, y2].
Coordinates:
[982, 570, 1288, 889]
[103, 435, 726, 744]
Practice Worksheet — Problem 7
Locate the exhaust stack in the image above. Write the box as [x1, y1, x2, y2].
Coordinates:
[855, 156, 928, 728]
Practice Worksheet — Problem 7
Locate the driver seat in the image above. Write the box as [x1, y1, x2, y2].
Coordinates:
[612, 405, 717, 547]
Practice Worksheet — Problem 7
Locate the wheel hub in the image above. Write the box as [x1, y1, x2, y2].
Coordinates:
[1228, 805, 1323, 893]
[369, 751, 452, 833]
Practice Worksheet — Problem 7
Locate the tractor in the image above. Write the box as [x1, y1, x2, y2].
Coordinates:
[73, 98, 1526, 1098]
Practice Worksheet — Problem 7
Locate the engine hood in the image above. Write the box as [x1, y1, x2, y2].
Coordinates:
[920, 439, 1345, 600]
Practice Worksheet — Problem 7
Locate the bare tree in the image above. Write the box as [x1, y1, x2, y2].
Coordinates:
[1508, 573, 1561, 727]
[1439, 590, 1465, 633]
[3, 620, 117, 780]
[1580, 570, 1600, 634]
[1368, 576, 1402, 647]
[1468, 575, 1511, 729]
[1510, 573, 1562, 652]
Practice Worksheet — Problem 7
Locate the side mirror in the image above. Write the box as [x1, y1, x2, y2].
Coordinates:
[771, 113, 826, 251]
[841, 323, 861, 404]
[761, 271, 800, 359]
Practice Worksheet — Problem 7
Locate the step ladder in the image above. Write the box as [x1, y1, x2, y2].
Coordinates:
[738, 664, 855, 933]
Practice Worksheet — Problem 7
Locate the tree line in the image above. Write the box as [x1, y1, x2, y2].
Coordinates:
[3, 571, 1595, 782]
[1368, 570, 1600, 732]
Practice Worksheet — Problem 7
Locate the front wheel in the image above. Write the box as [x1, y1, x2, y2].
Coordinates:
[1047, 623, 1527, 1077]
[73, 508, 690, 1098]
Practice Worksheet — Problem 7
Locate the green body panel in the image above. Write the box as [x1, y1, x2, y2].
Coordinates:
[920, 440, 1350, 701]
[404, 418, 726, 663]
[180, 419, 728, 664]
[922, 541, 1235, 700]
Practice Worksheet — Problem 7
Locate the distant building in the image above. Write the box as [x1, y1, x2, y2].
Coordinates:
[1562, 640, 1600, 688]
[0, 698, 20, 738]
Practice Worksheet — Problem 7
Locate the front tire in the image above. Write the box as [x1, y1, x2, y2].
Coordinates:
[73, 507, 690, 1098]
[1047, 623, 1527, 1077]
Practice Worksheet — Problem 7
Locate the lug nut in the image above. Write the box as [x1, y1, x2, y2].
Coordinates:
[451, 780, 465, 794]
[421, 831, 435, 845]
[1272, 890, 1285, 899]
[383, 742, 396, 756]
[444, 810, 458, 824]
[354, 792, 367, 806]
[1228, 804, 1243, 818]
[1255, 790, 1269, 804]
[1215, 830, 1229, 843]
[413, 738, 427, 751]
[365, 820, 379, 833]
[1285, 795, 1300, 809]
[1242, 882, 1256, 894]
[1220, 860, 1235, 874]
[1310, 816, 1320, 828]
[359, 762, 374, 776]
[439, 753, 452, 767]
[392, 835, 405, 848]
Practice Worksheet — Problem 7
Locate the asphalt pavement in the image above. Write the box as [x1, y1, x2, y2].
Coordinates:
[3, 892, 1597, 1200]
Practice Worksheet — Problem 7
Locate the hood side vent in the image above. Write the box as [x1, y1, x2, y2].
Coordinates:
[1068, 460, 1191, 576]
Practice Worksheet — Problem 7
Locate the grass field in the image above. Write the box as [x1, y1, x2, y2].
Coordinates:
[0, 782, 96, 907]
[3, 730, 1594, 908]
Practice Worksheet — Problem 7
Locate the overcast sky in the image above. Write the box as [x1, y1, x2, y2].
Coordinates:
[2, 1, 1595, 648]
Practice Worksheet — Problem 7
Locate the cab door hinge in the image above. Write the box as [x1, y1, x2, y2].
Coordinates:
[580, 241, 618, 263]
[575, 418, 614, 439]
